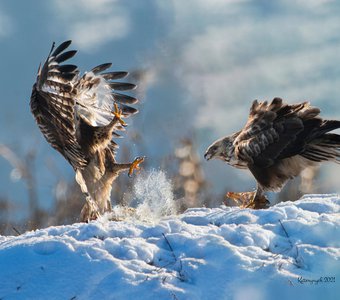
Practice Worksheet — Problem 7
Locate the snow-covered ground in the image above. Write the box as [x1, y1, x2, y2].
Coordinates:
[0, 194, 339, 300]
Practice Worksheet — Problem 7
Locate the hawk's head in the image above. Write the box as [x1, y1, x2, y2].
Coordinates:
[204, 136, 233, 162]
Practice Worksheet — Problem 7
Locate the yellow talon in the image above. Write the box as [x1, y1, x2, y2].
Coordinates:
[226, 191, 256, 207]
[113, 103, 126, 127]
[128, 156, 145, 177]
[226, 191, 269, 209]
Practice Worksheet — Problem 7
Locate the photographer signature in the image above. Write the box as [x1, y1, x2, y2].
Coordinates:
[298, 276, 336, 285]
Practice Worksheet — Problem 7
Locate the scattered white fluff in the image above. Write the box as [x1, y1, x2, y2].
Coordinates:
[133, 169, 177, 222]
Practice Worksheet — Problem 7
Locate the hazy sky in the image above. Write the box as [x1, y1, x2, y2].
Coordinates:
[1, 0, 340, 219]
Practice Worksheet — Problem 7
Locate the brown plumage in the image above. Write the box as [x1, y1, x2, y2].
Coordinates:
[204, 97, 340, 208]
[30, 40, 144, 221]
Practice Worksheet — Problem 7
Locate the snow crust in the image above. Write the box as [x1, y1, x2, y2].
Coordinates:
[0, 194, 339, 300]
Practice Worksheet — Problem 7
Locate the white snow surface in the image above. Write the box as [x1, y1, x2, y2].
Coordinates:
[0, 194, 339, 300]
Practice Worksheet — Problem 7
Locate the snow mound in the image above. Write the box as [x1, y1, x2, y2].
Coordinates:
[0, 195, 339, 300]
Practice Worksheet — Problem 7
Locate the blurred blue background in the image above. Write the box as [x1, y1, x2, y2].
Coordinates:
[1, 0, 340, 222]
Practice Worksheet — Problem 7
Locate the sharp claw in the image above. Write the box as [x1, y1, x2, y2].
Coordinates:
[113, 103, 127, 127]
[226, 191, 244, 201]
[247, 194, 270, 209]
[128, 156, 145, 177]
[226, 191, 257, 207]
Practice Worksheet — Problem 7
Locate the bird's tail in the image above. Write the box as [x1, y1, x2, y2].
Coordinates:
[318, 120, 340, 135]
[302, 123, 340, 163]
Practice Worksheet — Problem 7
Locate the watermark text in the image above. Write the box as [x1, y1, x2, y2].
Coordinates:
[297, 276, 336, 285]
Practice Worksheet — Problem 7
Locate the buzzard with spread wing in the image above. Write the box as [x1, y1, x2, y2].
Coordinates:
[205, 98, 340, 208]
[30, 40, 144, 221]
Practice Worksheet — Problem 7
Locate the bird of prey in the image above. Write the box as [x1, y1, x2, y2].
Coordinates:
[30, 40, 144, 221]
[204, 98, 340, 209]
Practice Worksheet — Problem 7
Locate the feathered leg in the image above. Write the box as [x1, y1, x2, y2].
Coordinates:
[108, 156, 145, 176]
[75, 169, 101, 222]
[77, 156, 145, 222]
[246, 185, 270, 209]
[95, 104, 127, 175]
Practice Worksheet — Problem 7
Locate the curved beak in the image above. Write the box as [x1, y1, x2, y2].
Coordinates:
[204, 151, 212, 161]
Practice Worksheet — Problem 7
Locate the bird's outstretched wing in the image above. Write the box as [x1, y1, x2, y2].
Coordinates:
[233, 98, 321, 167]
[74, 61, 139, 158]
[30, 40, 87, 169]
[75, 62, 138, 127]
[31, 40, 139, 168]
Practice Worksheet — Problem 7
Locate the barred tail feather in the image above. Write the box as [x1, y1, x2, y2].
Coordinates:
[302, 134, 340, 163]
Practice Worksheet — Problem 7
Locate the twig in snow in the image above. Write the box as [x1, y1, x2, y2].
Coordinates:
[279, 220, 292, 247]
[278, 219, 303, 268]
[12, 226, 21, 236]
[156, 261, 175, 272]
[162, 233, 186, 281]
[170, 291, 179, 300]
[162, 233, 175, 255]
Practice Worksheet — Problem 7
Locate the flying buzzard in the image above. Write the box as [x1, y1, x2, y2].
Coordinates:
[204, 98, 340, 208]
[30, 40, 144, 221]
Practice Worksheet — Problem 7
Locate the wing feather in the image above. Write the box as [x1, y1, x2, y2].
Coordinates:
[31, 40, 139, 167]
[112, 92, 138, 104]
[74, 63, 139, 155]
[234, 98, 305, 167]
[51, 40, 72, 57]
[91, 63, 112, 74]
[56, 64, 78, 73]
[30, 41, 87, 169]
[109, 82, 137, 91]
[101, 71, 129, 80]
[54, 50, 77, 63]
